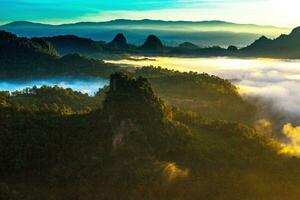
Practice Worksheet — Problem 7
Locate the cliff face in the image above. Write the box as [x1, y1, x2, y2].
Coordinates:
[103, 73, 189, 156]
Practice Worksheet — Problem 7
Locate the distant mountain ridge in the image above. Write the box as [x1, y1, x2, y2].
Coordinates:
[42, 35, 105, 55]
[0, 19, 290, 47]
[14, 24, 299, 59]
[1, 24, 299, 60]
[239, 26, 300, 58]
[2, 19, 286, 29]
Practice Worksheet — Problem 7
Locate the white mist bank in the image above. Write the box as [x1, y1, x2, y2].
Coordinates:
[106, 57, 300, 119]
[107, 56, 300, 156]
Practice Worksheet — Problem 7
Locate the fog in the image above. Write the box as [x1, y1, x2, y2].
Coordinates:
[0, 76, 108, 96]
[107, 57, 300, 120]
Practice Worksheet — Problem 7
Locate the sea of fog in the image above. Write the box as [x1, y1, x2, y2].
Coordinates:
[1, 57, 300, 119]
[1, 57, 299, 155]
[0, 76, 108, 96]
[106, 57, 300, 120]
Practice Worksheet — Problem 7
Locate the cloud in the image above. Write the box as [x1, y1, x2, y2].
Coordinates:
[279, 124, 300, 157]
[108, 57, 300, 122]
[81, 0, 300, 27]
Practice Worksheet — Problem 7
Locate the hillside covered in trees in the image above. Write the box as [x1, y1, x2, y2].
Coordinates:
[0, 31, 120, 78]
[1, 71, 300, 200]
[1, 24, 300, 199]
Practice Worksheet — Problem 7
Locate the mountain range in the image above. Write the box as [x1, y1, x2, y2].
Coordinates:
[1, 24, 300, 62]
[43, 25, 300, 59]
[0, 19, 290, 47]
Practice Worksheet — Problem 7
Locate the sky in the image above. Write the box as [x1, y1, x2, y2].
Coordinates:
[0, 0, 300, 27]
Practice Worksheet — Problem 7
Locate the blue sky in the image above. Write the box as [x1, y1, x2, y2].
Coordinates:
[1, 0, 299, 27]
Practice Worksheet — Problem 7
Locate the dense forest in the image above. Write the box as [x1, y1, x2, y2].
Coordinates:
[1, 70, 300, 199]
[0, 31, 120, 79]
[1, 27, 300, 199]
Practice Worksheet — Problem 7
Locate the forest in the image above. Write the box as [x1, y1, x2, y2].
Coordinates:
[1, 67, 300, 199]
[1, 26, 300, 200]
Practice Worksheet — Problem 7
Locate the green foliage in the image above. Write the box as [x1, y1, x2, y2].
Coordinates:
[0, 68, 299, 199]
[134, 67, 255, 122]
[43, 35, 105, 56]
[103, 72, 190, 158]
[0, 31, 121, 79]
[5, 85, 101, 114]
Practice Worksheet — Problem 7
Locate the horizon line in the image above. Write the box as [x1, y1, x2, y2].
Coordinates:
[0, 18, 293, 29]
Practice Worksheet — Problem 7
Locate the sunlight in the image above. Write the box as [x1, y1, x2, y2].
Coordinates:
[162, 162, 189, 182]
[279, 123, 300, 157]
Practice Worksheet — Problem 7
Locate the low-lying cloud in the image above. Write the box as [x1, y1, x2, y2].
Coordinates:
[279, 123, 300, 157]
[108, 57, 300, 121]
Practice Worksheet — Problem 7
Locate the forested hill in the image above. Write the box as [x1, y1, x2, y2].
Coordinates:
[239, 26, 300, 58]
[0, 31, 120, 78]
[42, 35, 106, 56]
[1, 72, 300, 199]
[0, 30, 58, 58]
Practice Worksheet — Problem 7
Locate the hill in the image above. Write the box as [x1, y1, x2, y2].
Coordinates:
[1, 72, 300, 199]
[42, 35, 105, 56]
[5, 28, 299, 59]
[0, 31, 120, 78]
[239, 26, 300, 58]
[140, 35, 164, 53]
[0, 19, 290, 47]
[108, 33, 129, 50]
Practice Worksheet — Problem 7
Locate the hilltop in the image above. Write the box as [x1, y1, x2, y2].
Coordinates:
[0, 31, 120, 78]
[239, 26, 300, 58]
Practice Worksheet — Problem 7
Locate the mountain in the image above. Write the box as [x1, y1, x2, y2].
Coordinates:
[42, 35, 105, 56]
[239, 26, 300, 58]
[0, 31, 59, 76]
[2, 68, 300, 199]
[103, 72, 189, 156]
[140, 35, 164, 53]
[0, 19, 290, 47]
[0, 31, 120, 78]
[178, 42, 200, 49]
[0, 30, 58, 57]
[108, 33, 129, 49]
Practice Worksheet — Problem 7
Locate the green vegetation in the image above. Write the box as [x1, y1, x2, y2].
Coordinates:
[43, 35, 105, 56]
[1, 28, 300, 199]
[0, 31, 121, 79]
[1, 86, 101, 114]
[134, 67, 255, 122]
[1, 71, 300, 199]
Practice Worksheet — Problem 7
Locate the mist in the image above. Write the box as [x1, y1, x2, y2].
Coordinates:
[107, 56, 300, 156]
[107, 57, 300, 121]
